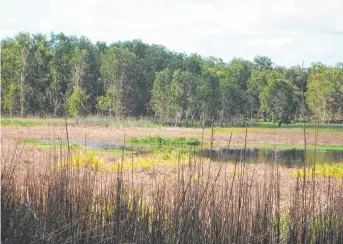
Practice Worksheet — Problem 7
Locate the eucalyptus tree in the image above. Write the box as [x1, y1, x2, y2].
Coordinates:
[76, 37, 102, 114]
[151, 68, 173, 123]
[220, 58, 253, 123]
[253, 55, 273, 70]
[1, 33, 31, 116]
[1, 37, 21, 116]
[248, 66, 289, 120]
[168, 69, 200, 124]
[260, 79, 299, 127]
[48, 33, 76, 116]
[220, 79, 249, 125]
[3, 31, 342, 124]
[185, 54, 203, 75]
[196, 69, 221, 127]
[100, 46, 138, 117]
[67, 46, 89, 117]
[248, 69, 268, 119]
[306, 64, 343, 122]
[226, 58, 253, 90]
[25, 34, 52, 116]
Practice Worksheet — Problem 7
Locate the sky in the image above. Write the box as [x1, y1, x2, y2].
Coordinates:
[1, 0, 343, 67]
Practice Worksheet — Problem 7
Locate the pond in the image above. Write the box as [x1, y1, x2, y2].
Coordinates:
[42, 139, 343, 166]
[198, 148, 343, 166]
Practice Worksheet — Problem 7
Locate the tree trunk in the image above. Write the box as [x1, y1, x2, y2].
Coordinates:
[322, 102, 327, 124]
[20, 72, 25, 117]
[278, 121, 282, 127]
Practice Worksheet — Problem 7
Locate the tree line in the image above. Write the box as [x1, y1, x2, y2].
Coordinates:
[1, 32, 343, 126]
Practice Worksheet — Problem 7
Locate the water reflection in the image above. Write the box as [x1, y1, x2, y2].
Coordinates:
[42, 139, 150, 152]
[42, 139, 343, 167]
[198, 148, 343, 167]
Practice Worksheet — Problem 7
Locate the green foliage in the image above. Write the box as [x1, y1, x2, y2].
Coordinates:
[100, 46, 139, 117]
[2, 32, 343, 127]
[1, 33, 31, 116]
[67, 86, 88, 117]
[220, 79, 249, 122]
[1, 83, 20, 116]
[1, 119, 41, 126]
[96, 95, 110, 114]
[245, 121, 343, 131]
[260, 79, 299, 126]
[151, 68, 173, 122]
[20, 139, 59, 148]
[0, 118, 68, 126]
[168, 69, 199, 122]
[128, 135, 200, 147]
[196, 69, 221, 126]
[306, 65, 343, 121]
[254, 55, 273, 70]
[0, 117, 160, 127]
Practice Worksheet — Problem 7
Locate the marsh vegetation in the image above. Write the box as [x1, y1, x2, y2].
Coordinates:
[1, 118, 343, 243]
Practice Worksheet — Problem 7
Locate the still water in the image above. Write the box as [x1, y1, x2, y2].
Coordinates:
[43, 139, 136, 151]
[42, 139, 343, 166]
[198, 148, 343, 166]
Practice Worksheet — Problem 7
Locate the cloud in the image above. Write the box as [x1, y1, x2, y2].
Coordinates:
[1, 0, 342, 66]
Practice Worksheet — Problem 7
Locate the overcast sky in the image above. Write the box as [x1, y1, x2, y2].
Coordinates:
[1, 0, 342, 67]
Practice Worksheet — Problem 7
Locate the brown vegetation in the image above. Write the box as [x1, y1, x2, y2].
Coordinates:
[2, 126, 343, 243]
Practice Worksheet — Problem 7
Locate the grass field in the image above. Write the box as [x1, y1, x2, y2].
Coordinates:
[0, 117, 159, 127]
[2, 117, 343, 131]
[248, 121, 343, 130]
[229, 143, 343, 150]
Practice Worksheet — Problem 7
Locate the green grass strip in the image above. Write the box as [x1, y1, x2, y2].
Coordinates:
[229, 143, 343, 150]
[127, 135, 201, 147]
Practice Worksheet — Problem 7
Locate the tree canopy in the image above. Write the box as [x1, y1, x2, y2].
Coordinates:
[1, 32, 343, 125]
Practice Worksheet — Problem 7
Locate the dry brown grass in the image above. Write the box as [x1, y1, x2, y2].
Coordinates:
[2, 124, 343, 147]
[2, 133, 343, 243]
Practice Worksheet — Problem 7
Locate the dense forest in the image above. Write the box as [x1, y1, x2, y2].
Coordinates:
[1, 32, 343, 126]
